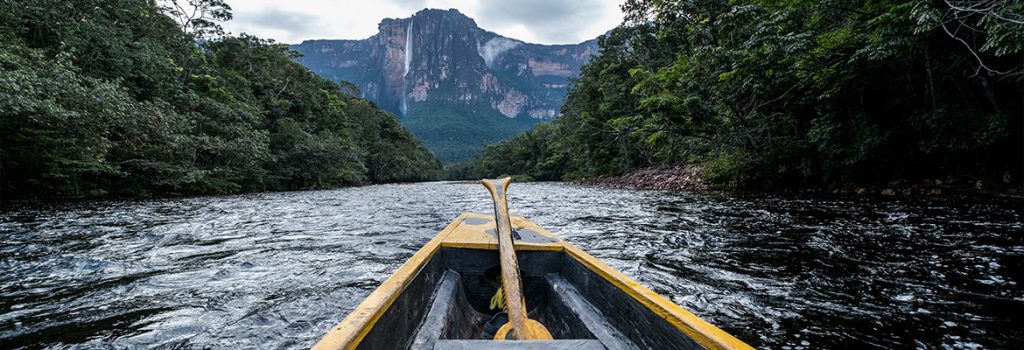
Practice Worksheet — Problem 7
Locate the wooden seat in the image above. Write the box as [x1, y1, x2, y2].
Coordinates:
[432, 339, 606, 350]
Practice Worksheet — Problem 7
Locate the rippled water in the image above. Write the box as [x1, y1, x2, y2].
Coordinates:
[1, 182, 1022, 349]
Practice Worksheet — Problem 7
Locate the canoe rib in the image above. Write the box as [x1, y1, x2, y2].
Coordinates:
[561, 244, 749, 350]
[311, 216, 464, 350]
[410, 271, 460, 349]
[545, 274, 636, 350]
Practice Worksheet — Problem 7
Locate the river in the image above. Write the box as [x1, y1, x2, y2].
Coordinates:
[1, 182, 1021, 349]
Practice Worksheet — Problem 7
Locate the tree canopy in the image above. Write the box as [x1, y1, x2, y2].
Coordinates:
[1, 0, 441, 200]
[457, 0, 1022, 190]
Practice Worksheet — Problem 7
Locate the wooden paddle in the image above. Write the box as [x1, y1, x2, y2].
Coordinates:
[481, 178, 553, 340]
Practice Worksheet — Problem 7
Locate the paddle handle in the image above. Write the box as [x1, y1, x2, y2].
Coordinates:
[481, 178, 534, 340]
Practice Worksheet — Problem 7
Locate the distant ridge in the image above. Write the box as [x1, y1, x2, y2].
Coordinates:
[292, 9, 599, 161]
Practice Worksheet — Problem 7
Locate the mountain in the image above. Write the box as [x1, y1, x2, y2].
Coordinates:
[291, 9, 599, 161]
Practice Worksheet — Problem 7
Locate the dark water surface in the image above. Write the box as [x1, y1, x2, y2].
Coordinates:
[1, 182, 1022, 349]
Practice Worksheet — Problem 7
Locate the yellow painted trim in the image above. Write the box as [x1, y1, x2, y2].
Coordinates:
[563, 244, 754, 350]
[439, 212, 565, 252]
[311, 214, 468, 350]
[313, 212, 753, 350]
[440, 241, 564, 252]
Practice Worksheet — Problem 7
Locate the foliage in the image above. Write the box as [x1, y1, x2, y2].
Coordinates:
[446, 122, 567, 180]
[461, 0, 1022, 189]
[0, 0, 440, 200]
[158, 0, 233, 38]
[403, 101, 538, 162]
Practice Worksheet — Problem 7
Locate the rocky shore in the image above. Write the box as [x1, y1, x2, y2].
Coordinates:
[583, 165, 1022, 199]
[584, 165, 709, 191]
[829, 175, 1022, 198]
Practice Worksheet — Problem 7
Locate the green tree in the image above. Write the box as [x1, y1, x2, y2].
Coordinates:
[1, 0, 441, 201]
[159, 0, 233, 38]
[461, 0, 1022, 190]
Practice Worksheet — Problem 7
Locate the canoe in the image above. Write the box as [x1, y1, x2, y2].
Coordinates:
[312, 211, 753, 350]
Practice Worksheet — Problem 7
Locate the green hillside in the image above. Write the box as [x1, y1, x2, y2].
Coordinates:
[403, 102, 539, 162]
[0, 0, 441, 200]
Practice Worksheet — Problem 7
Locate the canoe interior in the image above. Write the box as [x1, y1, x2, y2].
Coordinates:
[357, 247, 706, 350]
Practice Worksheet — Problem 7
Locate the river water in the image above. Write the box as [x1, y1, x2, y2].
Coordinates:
[1, 182, 1021, 349]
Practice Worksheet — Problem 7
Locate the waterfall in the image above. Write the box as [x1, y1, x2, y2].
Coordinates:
[401, 19, 413, 115]
[404, 19, 413, 78]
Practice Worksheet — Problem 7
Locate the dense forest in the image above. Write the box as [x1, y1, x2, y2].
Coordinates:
[0, 0, 441, 201]
[455, 0, 1022, 190]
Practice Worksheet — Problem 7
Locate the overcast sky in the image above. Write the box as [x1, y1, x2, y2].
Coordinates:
[220, 0, 625, 45]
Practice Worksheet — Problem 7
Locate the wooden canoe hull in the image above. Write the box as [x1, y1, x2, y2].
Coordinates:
[313, 213, 752, 350]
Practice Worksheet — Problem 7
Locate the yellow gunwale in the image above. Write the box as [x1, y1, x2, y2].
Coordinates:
[312, 212, 753, 350]
[310, 215, 462, 350]
[562, 245, 752, 350]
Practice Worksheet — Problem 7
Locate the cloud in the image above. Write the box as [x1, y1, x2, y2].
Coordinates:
[230, 7, 323, 43]
[219, 0, 622, 45]
[479, 37, 522, 68]
[243, 8, 320, 32]
[474, 0, 615, 43]
[389, 0, 430, 9]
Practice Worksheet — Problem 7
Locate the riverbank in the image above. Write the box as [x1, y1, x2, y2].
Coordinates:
[583, 165, 709, 191]
[584, 165, 1023, 199]
[829, 176, 1022, 199]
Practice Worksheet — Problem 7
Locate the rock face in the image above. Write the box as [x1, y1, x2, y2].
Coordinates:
[291, 9, 598, 161]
